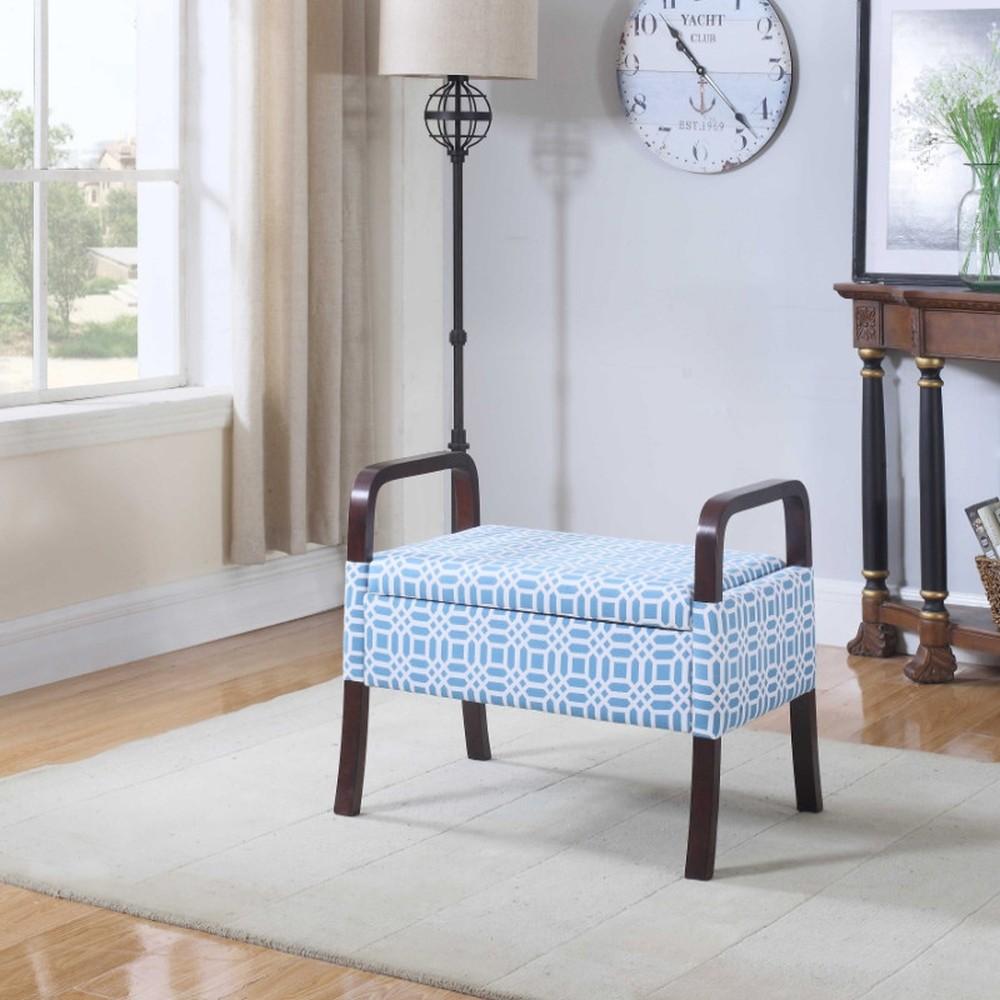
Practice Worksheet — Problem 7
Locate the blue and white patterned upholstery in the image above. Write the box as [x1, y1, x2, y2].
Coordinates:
[364, 595, 692, 732]
[365, 526, 783, 631]
[691, 567, 815, 738]
[344, 525, 815, 739]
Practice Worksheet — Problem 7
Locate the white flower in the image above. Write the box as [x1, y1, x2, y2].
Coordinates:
[897, 27, 1000, 168]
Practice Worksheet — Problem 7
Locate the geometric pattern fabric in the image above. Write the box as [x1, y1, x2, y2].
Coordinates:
[363, 593, 693, 732]
[691, 566, 815, 738]
[344, 526, 815, 739]
[365, 525, 784, 632]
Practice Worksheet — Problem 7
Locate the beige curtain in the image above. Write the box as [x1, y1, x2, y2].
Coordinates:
[230, 0, 379, 564]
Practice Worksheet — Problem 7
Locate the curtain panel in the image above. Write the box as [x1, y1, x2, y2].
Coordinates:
[230, 0, 379, 564]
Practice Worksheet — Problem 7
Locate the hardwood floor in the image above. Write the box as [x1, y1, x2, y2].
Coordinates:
[749, 643, 1000, 759]
[0, 614, 344, 780]
[0, 613, 997, 999]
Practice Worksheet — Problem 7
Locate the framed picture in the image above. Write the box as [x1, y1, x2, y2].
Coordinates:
[854, 0, 1000, 284]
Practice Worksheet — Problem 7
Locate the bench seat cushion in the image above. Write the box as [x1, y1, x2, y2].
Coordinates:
[363, 525, 784, 632]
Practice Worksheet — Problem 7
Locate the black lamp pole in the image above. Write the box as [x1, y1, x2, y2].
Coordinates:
[424, 76, 493, 458]
[449, 111, 467, 455]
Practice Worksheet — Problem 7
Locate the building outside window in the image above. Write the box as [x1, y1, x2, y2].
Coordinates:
[0, 0, 183, 406]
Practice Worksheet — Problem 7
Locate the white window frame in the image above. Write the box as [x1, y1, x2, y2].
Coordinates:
[0, 0, 187, 409]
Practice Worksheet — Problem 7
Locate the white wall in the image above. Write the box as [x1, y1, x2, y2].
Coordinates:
[370, 78, 450, 549]
[462, 0, 1000, 607]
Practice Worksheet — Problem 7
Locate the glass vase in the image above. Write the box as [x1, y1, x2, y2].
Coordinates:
[958, 164, 1000, 290]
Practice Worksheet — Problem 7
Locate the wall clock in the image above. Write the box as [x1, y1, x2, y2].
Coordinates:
[618, 0, 794, 173]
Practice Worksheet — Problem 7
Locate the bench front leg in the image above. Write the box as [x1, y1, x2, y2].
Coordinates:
[685, 480, 818, 880]
[335, 452, 489, 818]
[334, 680, 370, 816]
[685, 736, 722, 881]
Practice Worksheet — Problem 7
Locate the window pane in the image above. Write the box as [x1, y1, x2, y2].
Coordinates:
[49, 0, 136, 169]
[0, 183, 34, 395]
[47, 180, 134, 388]
[49, 0, 179, 171]
[47, 180, 178, 390]
[0, 4, 36, 396]
[0, 1, 34, 168]
[135, 1, 180, 170]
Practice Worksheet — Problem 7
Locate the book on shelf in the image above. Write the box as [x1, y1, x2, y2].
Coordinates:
[966, 497, 1000, 560]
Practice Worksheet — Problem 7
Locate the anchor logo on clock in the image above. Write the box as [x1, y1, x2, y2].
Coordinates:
[689, 78, 716, 115]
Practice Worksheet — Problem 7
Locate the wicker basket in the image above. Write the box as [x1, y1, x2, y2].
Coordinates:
[976, 556, 1000, 631]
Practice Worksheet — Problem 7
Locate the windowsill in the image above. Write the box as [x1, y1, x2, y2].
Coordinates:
[0, 387, 233, 460]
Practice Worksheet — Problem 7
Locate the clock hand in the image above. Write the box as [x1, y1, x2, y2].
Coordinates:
[700, 71, 759, 139]
[664, 20, 703, 73]
[662, 19, 759, 139]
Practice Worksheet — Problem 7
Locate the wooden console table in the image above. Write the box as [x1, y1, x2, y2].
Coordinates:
[835, 283, 1000, 684]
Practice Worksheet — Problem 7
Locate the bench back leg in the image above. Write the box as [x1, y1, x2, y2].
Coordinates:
[685, 735, 722, 881]
[335, 680, 370, 816]
[790, 689, 823, 814]
[463, 701, 492, 761]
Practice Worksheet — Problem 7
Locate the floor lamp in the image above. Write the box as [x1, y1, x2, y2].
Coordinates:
[379, 0, 539, 485]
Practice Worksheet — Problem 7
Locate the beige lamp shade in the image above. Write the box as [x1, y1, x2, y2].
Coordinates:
[379, 0, 538, 80]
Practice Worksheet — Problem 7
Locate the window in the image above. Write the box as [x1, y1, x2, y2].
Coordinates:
[0, 0, 183, 406]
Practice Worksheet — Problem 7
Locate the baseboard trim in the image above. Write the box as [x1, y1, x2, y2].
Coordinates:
[815, 576, 991, 659]
[0, 546, 346, 697]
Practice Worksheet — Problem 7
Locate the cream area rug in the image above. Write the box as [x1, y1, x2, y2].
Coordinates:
[1, 680, 999, 1000]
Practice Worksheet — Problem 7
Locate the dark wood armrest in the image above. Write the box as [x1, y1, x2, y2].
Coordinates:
[694, 480, 812, 604]
[347, 451, 480, 563]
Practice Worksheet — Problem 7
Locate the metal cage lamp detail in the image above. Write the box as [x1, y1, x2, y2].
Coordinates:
[424, 78, 493, 161]
[379, 0, 539, 459]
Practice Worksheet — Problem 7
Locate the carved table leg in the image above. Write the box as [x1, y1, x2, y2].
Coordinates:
[848, 349, 900, 658]
[905, 358, 957, 684]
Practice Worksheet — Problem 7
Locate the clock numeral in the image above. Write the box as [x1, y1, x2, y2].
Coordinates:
[768, 58, 786, 82]
[628, 93, 648, 117]
[735, 128, 749, 151]
[633, 13, 658, 36]
[757, 16, 774, 39]
[735, 0, 741, 8]
[663, 0, 677, 8]
[692, 142, 707, 162]
[621, 53, 640, 76]
[758, 96, 770, 121]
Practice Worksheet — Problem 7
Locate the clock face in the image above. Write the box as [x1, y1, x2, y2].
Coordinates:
[618, 0, 794, 173]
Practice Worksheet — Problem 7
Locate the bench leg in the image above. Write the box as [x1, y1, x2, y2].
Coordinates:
[463, 701, 492, 761]
[790, 689, 823, 813]
[685, 735, 721, 881]
[335, 680, 370, 817]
